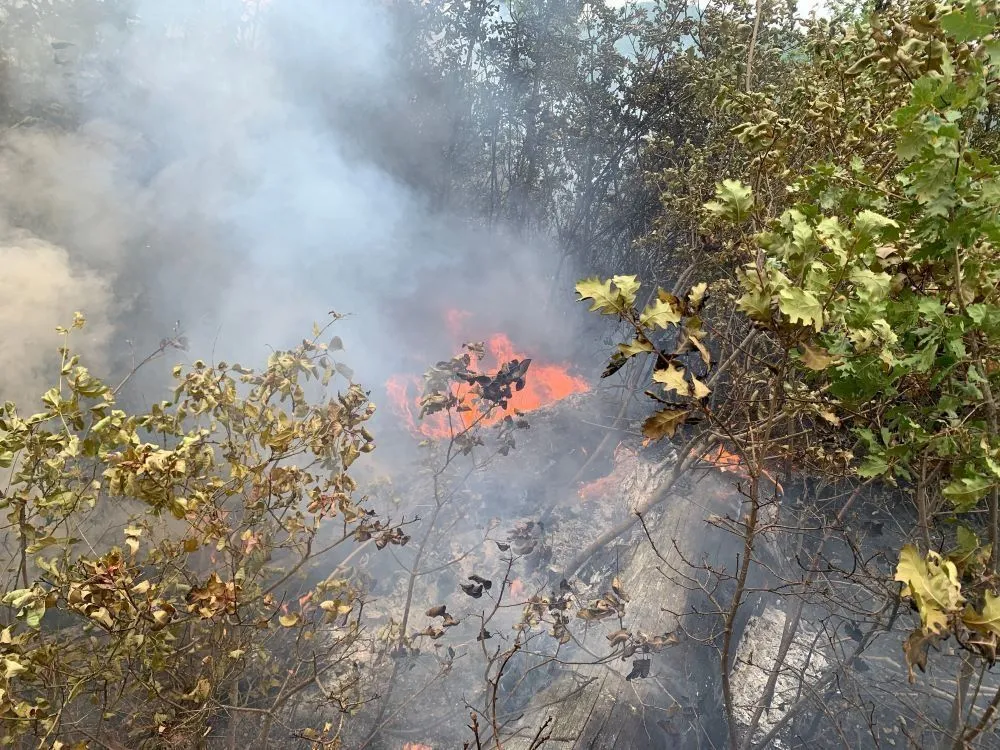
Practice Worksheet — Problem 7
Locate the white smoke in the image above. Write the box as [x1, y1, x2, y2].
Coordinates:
[0, 0, 577, 408]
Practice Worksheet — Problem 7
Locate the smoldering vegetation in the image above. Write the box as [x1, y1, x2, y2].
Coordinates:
[0, 0, 586, 409]
[3, 2, 997, 749]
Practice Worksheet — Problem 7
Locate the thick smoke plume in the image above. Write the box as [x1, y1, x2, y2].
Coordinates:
[0, 0, 582, 408]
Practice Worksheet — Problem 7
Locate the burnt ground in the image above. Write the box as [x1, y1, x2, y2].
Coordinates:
[225, 387, 1000, 749]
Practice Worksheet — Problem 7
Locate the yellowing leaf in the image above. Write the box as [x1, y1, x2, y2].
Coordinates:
[3, 658, 27, 679]
[184, 678, 212, 703]
[962, 592, 1000, 638]
[681, 317, 711, 366]
[777, 288, 824, 332]
[641, 408, 689, 441]
[818, 410, 841, 426]
[687, 282, 708, 312]
[611, 275, 641, 305]
[278, 613, 301, 628]
[575, 276, 640, 316]
[691, 377, 711, 399]
[894, 545, 963, 635]
[90, 607, 114, 629]
[640, 296, 683, 329]
[152, 610, 172, 628]
[618, 338, 653, 358]
[652, 363, 688, 395]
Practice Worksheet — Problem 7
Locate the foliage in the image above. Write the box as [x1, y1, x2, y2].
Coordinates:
[713, 0, 1000, 672]
[0, 315, 408, 747]
[581, 0, 1000, 743]
[575, 273, 712, 441]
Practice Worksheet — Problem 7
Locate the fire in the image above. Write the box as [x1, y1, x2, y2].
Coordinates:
[386, 312, 589, 440]
[700, 445, 783, 492]
[578, 442, 637, 501]
[577, 443, 782, 503]
[701, 445, 748, 478]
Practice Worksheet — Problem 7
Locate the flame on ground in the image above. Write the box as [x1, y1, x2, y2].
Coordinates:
[701, 445, 748, 478]
[386, 314, 589, 440]
[700, 445, 783, 491]
[577, 442, 637, 501]
[577, 443, 783, 502]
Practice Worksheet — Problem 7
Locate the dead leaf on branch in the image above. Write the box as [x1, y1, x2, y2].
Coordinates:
[642, 408, 689, 441]
[607, 629, 631, 647]
[800, 343, 838, 371]
[468, 574, 493, 590]
[612, 576, 629, 602]
[460, 582, 484, 598]
[418, 625, 445, 640]
[903, 630, 942, 683]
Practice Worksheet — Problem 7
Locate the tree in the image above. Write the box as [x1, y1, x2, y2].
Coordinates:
[0, 314, 409, 748]
[578, 0, 1000, 745]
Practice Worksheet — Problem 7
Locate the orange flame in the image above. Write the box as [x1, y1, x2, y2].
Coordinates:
[577, 443, 782, 502]
[386, 312, 589, 440]
[578, 442, 637, 501]
[700, 445, 783, 492]
[702, 445, 748, 478]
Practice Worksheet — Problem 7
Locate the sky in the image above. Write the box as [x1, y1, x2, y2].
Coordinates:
[605, 0, 829, 15]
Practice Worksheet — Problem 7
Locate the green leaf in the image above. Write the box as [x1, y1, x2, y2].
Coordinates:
[942, 475, 992, 511]
[704, 179, 754, 222]
[853, 210, 898, 237]
[857, 454, 889, 478]
[956, 525, 979, 556]
[737, 283, 773, 323]
[849, 268, 892, 301]
[777, 288, 824, 331]
[941, 4, 998, 42]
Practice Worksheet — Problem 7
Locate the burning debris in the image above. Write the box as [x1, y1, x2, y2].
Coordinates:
[577, 442, 640, 502]
[386, 310, 588, 440]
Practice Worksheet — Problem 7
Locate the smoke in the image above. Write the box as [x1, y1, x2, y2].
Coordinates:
[0, 0, 582, 409]
[0, 228, 115, 404]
